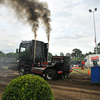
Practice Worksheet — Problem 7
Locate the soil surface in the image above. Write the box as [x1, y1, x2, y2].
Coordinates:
[0, 66, 100, 100]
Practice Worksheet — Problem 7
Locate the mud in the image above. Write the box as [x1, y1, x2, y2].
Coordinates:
[0, 66, 100, 100]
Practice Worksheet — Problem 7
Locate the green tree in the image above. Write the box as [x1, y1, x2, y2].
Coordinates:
[60, 52, 64, 56]
[71, 48, 82, 58]
[0, 51, 4, 54]
[81, 54, 85, 58]
[98, 42, 100, 46]
[97, 42, 100, 54]
[65, 53, 70, 56]
[84, 53, 89, 57]
[54, 54, 58, 56]
[88, 51, 93, 54]
[0, 51, 6, 57]
[6, 52, 18, 59]
[48, 52, 52, 61]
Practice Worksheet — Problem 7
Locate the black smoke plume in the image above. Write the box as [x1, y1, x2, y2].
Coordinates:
[0, 0, 51, 41]
[0, 0, 4, 3]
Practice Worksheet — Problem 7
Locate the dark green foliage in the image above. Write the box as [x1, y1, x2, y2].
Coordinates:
[0, 51, 18, 60]
[0, 51, 6, 57]
[48, 52, 53, 61]
[6, 52, 18, 59]
[1, 74, 54, 100]
[60, 52, 64, 56]
[72, 48, 82, 58]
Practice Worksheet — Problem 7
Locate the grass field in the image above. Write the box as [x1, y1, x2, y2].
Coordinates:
[71, 67, 91, 74]
[2, 66, 8, 69]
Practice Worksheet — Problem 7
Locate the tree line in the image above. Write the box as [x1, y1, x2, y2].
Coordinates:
[0, 51, 18, 59]
[0, 48, 97, 61]
[48, 42, 100, 61]
[48, 48, 96, 61]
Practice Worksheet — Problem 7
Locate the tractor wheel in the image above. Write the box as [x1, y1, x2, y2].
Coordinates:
[19, 67, 26, 76]
[45, 69, 57, 80]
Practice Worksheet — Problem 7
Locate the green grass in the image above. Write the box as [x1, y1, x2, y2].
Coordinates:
[2, 66, 8, 69]
[71, 67, 91, 74]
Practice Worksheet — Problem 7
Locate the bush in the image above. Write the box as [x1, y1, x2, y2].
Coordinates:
[1, 74, 54, 100]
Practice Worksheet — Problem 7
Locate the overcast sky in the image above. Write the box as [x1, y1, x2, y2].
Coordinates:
[0, 0, 100, 55]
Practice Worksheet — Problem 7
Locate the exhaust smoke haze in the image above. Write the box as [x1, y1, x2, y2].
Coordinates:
[0, 0, 51, 41]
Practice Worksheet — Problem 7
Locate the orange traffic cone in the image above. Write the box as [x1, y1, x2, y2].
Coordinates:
[88, 68, 90, 74]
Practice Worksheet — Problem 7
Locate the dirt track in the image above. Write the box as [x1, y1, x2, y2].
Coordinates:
[0, 66, 100, 100]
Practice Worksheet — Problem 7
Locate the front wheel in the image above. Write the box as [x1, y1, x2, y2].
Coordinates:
[19, 67, 26, 76]
[45, 69, 57, 80]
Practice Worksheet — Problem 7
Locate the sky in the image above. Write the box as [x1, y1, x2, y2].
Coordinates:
[0, 0, 100, 55]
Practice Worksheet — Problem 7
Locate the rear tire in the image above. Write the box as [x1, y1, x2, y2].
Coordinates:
[19, 67, 26, 76]
[45, 69, 57, 80]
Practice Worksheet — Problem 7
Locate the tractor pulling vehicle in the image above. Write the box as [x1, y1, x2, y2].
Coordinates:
[17, 40, 70, 80]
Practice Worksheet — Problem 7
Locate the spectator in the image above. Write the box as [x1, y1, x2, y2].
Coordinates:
[78, 60, 81, 67]
[81, 60, 85, 67]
